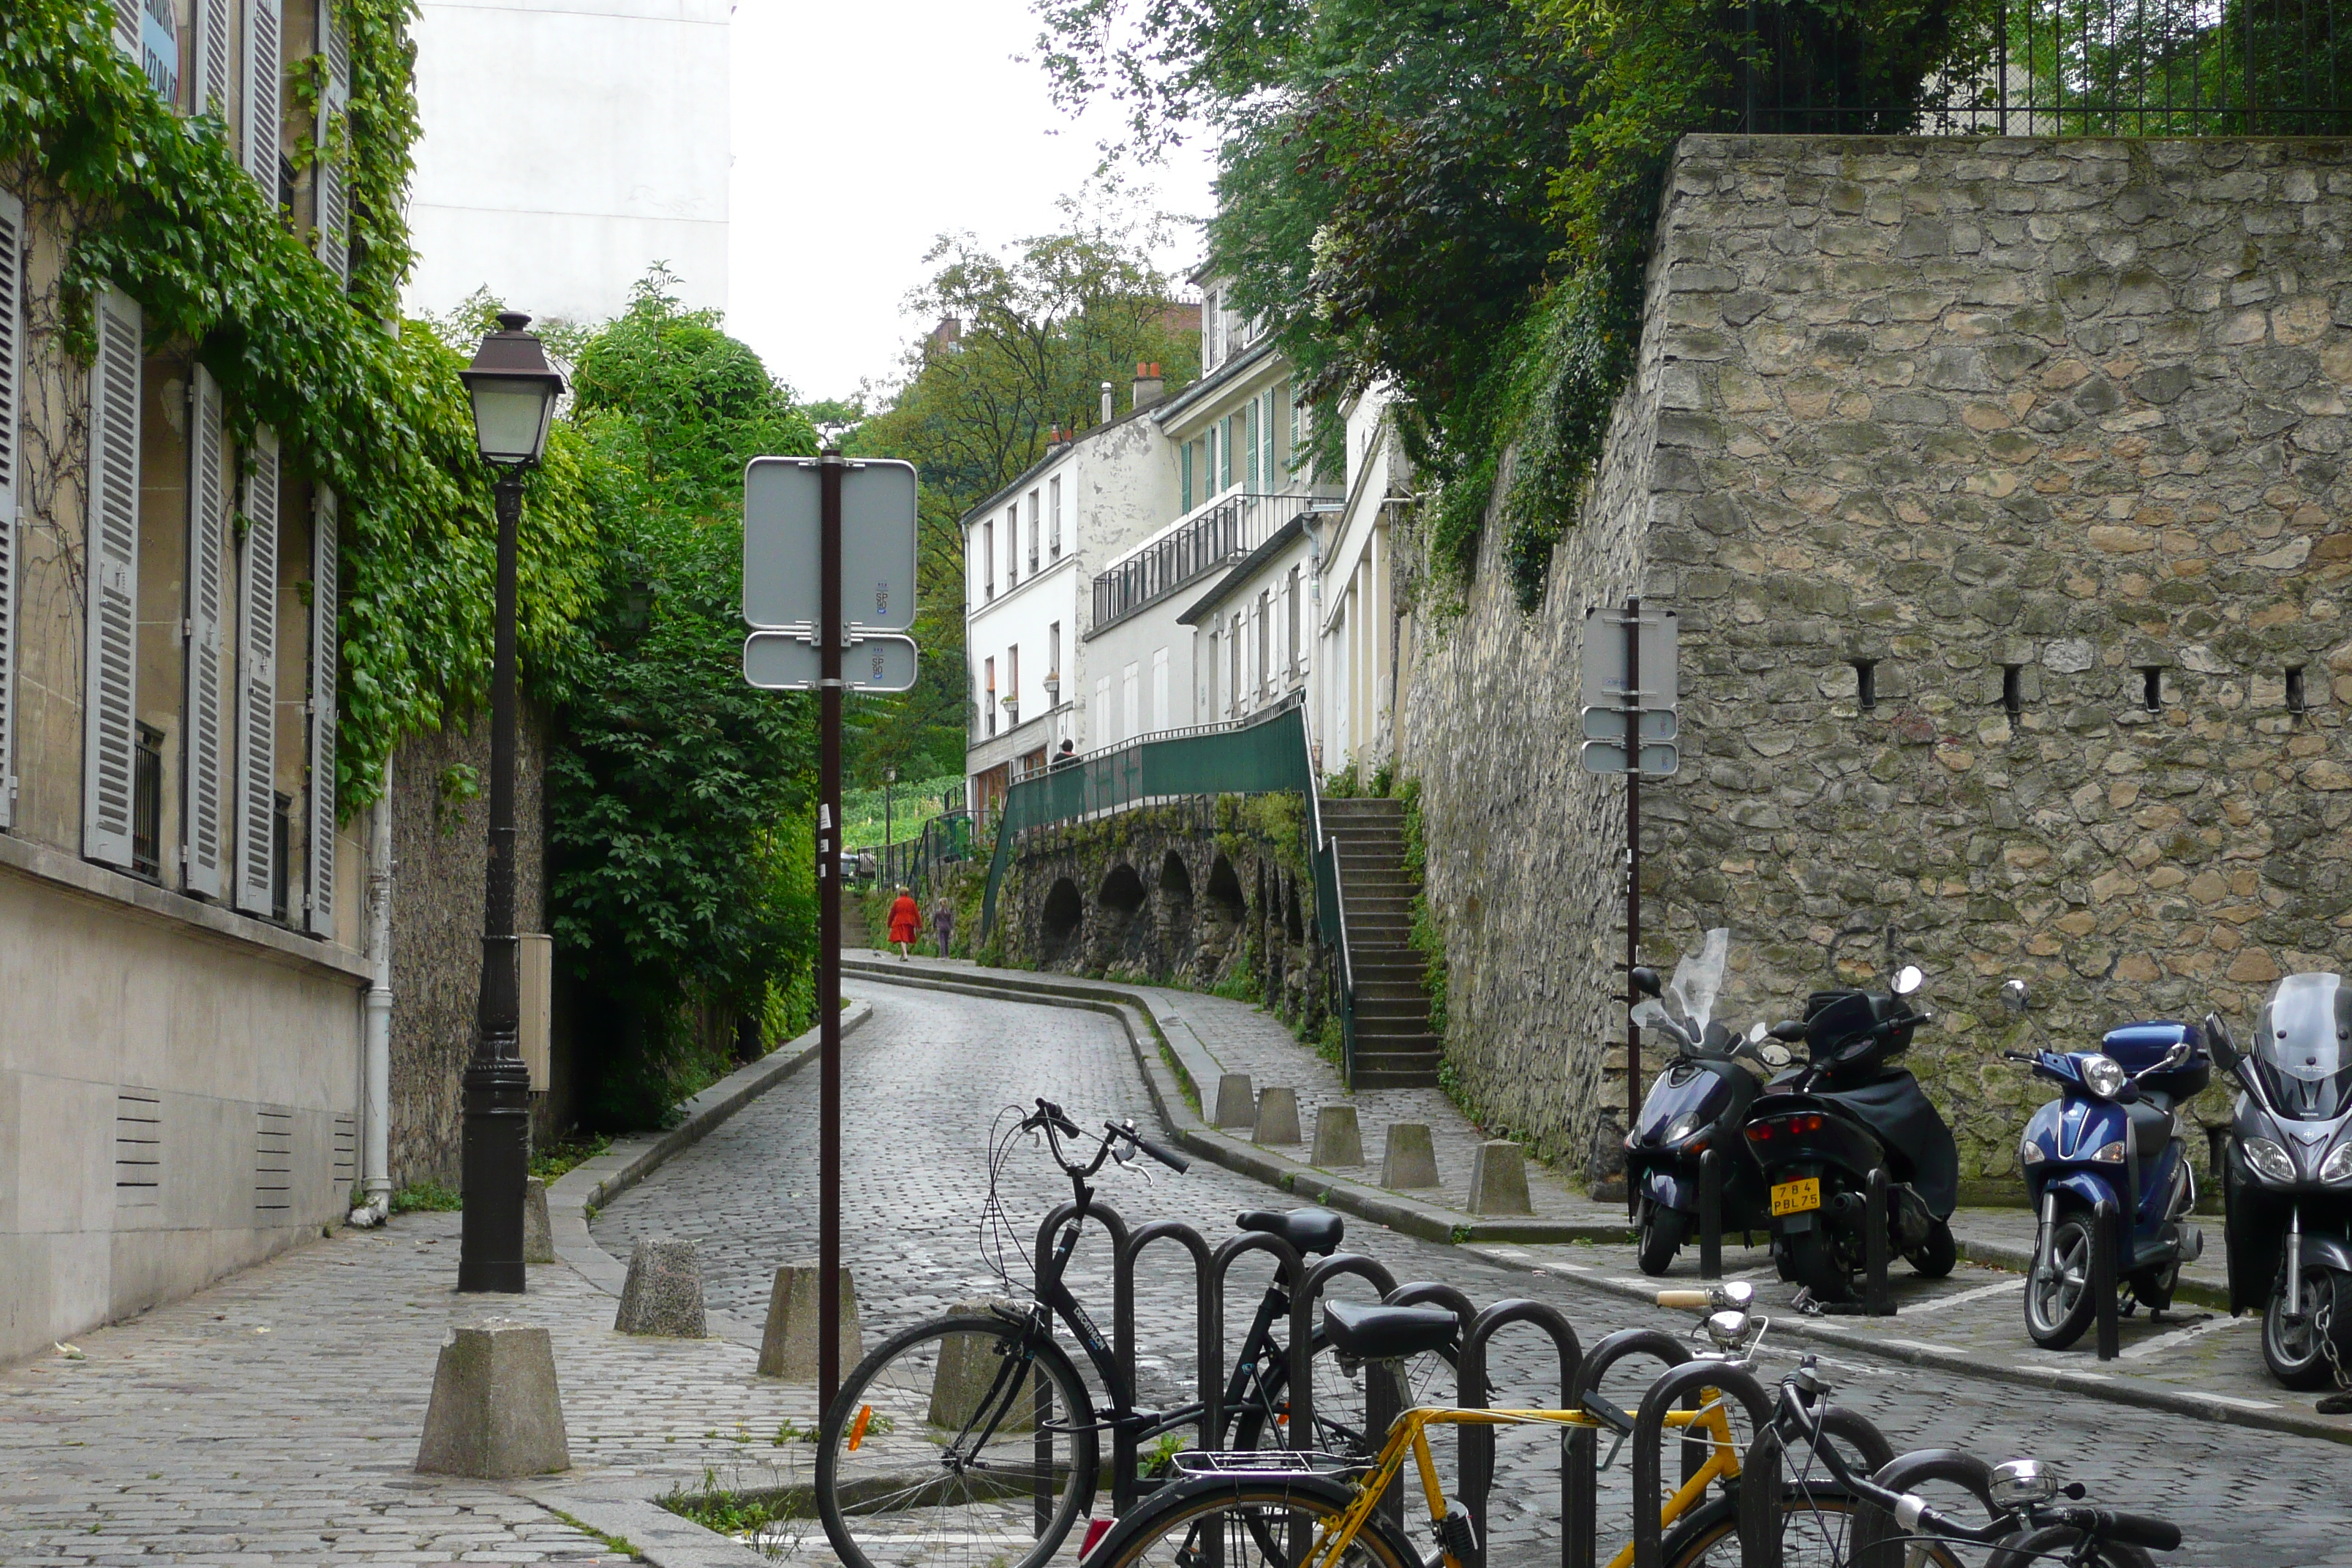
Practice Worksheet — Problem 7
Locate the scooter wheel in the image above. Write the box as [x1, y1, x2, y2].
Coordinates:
[1783, 1227, 1855, 1304]
[1637, 1202, 1686, 1277]
[2263, 1267, 2352, 1391]
[1908, 1216, 1957, 1279]
[2024, 1210, 2099, 1351]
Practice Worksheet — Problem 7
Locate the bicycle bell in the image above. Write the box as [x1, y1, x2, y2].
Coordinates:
[1701, 1309, 1749, 1349]
[1989, 1458, 2061, 1508]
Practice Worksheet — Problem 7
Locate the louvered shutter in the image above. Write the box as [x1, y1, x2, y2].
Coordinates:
[182, 366, 229, 895]
[243, 0, 282, 200]
[111, 0, 140, 60]
[0, 191, 20, 830]
[83, 287, 143, 869]
[233, 427, 279, 913]
[314, 0, 350, 284]
[304, 487, 337, 935]
[192, 0, 232, 121]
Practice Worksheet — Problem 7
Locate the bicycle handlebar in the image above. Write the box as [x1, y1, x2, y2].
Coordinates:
[2050, 1509, 2183, 1553]
[1109, 1121, 1189, 1173]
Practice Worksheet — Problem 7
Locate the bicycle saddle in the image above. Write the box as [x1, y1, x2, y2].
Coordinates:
[1237, 1207, 1343, 1257]
[1321, 1299, 1457, 1361]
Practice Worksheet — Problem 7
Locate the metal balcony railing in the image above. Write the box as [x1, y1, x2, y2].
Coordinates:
[1090, 491, 1303, 631]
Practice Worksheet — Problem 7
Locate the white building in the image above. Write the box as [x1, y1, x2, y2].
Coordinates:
[402, 0, 731, 323]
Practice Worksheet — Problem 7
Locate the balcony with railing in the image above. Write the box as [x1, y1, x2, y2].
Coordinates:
[1090, 491, 1305, 632]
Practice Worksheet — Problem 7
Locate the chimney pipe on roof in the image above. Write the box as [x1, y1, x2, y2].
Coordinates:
[1131, 361, 1164, 412]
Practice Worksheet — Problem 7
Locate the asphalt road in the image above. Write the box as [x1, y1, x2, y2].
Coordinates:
[593, 982, 2352, 1568]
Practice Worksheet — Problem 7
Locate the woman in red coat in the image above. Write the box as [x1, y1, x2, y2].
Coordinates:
[887, 886, 923, 960]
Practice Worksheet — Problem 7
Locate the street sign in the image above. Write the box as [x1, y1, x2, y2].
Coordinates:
[1580, 739, 1680, 777]
[1580, 706, 1678, 743]
[743, 456, 919, 633]
[1580, 606, 1679, 708]
[743, 631, 919, 692]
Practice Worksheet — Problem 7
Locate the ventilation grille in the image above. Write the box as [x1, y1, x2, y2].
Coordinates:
[255, 1107, 293, 1212]
[115, 1091, 160, 1207]
[331, 1113, 356, 1191]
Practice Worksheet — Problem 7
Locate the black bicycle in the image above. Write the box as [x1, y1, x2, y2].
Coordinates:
[812, 1098, 1456, 1568]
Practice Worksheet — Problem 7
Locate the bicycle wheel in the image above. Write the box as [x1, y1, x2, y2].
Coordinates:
[1088, 1478, 1422, 1568]
[1658, 1482, 1967, 1568]
[816, 1311, 1100, 1568]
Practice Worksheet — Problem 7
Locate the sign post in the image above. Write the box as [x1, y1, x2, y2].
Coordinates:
[1578, 601, 1678, 1215]
[742, 451, 919, 1409]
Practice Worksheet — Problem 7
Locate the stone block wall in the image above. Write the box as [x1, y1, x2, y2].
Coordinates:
[1401, 134, 2352, 1181]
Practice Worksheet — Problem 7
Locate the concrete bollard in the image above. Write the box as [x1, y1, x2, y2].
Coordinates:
[1380, 1123, 1441, 1190]
[1468, 1139, 1535, 1216]
[614, 1236, 706, 1337]
[1213, 1073, 1256, 1128]
[932, 1300, 1031, 1431]
[522, 1177, 555, 1266]
[1311, 1104, 1363, 1166]
[758, 1262, 864, 1381]
[415, 1322, 569, 1477]
[1253, 1087, 1303, 1145]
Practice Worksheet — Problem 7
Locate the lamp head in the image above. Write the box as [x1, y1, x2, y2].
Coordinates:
[461, 312, 565, 467]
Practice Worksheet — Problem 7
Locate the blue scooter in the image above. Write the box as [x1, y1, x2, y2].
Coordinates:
[2004, 979, 2211, 1350]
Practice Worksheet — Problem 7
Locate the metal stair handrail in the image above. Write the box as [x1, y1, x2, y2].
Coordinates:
[1297, 699, 1358, 1087]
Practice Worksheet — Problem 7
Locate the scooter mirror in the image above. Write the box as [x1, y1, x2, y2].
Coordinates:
[1758, 1042, 1794, 1070]
[1630, 966, 1664, 998]
[2204, 1011, 2240, 1069]
[1893, 965, 1924, 996]
[2000, 978, 2032, 1013]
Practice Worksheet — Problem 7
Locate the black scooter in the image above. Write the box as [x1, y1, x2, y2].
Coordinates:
[1741, 965, 1960, 1304]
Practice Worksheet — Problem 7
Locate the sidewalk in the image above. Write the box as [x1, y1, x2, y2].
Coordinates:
[843, 953, 1634, 1239]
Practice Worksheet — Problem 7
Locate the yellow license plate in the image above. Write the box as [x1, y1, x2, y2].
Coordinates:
[1771, 1178, 1822, 1217]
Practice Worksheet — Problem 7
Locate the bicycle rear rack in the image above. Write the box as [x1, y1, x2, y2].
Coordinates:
[1169, 1450, 1371, 1479]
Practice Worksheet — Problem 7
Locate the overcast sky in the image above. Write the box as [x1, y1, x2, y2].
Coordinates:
[725, 0, 1218, 405]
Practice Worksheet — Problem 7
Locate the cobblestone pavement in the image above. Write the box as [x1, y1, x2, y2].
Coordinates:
[600, 982, 2352, 1568]
[0, 1212, 831, 1566]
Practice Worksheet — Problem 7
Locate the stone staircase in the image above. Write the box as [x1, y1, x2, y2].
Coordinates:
[1319, 796, 1441, 1089]
[840, 893, 870, 951]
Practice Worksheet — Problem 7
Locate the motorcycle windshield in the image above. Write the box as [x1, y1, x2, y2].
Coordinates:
[1666, 928, 1730, 1038]
[2254, 972, 2352, 1120]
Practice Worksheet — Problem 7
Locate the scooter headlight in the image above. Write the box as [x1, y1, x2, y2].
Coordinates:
[2244, 1137, 2298, 1185]
[2320, 1144, 2352, 1184]
[2080, 1055, 2128, 1099]
[2019, 1136, 2046, 1166]
[2089, 1141, 2127, 1164]
[1666, 1112, 1705, 1146]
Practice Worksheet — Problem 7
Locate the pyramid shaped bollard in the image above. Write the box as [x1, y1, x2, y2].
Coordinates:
[522, 1177, 556, 1266]
[1380, 1123, 1441, 1191]
[1469, 1140, 1534, 1216]
[931, 1300, 1032, 1431]
[614, 1236, 706, 1337]
[1213, 1074, 1256, 1128]
[1311, 1104, 1363, 1166]
[758, 1262, 865, 1381]
[1253, 1087, 1303, 1145]
[415, 1323, 569, 1478]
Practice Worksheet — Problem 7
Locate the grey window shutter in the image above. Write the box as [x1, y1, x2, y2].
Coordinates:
[313, 0, 349, 284]
[111, 0, 140, 60]
[233, 426, 279, 913]
[183, 365, 229, 896]
[192, 0, 232, 121]
[83, 286, 143, 868]
[304, 486, 337, 935]
[0, 189, 20, 830]
[243, 0, 281, 200]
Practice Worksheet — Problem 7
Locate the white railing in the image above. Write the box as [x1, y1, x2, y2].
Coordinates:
[1090, 491, 1300, 630]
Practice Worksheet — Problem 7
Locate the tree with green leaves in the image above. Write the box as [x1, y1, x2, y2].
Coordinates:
[843, 208, 1200, 784]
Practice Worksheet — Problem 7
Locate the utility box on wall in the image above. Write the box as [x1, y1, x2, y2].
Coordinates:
[519, 933, 553, 1091]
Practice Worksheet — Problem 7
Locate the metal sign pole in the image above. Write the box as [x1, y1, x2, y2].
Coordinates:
[1623, 598, 1642, 1173]
[818, 449, 844, 1410]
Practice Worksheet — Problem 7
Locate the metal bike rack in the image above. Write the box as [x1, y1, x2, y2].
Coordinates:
[1697, 1150, 1724, 1281]
[2092, 1198, 2122, 1360]
[1038, 1198, 1131, 1530]
[1114, 1219, 1217, 1514]
[1863, 1168, 1894, 1316]
[1629, 1360, 1775, 1568]
[1286, 1253, 1401, 1451]
[1563, 1329, 1692, 1568]
[1457, 1299, 1583, 1568]
[1850, 1450, 1997, 1568]
[1734, 1400, 1895, 1568]
[1381, 1283, 1482, 1531]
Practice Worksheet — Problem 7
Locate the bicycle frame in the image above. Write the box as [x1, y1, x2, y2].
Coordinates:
[1306, 1399, 1741, 1568]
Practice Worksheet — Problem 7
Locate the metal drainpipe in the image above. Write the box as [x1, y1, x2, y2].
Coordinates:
[353, 757, 395, 1224]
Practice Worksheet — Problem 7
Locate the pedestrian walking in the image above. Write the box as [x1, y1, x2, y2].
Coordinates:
[887, 885, 922, 961]
[931, 893, 955, 959]
[1049, 738, 1078, 771]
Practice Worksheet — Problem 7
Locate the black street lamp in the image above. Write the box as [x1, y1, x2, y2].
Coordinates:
[456, 311, 565, 1294]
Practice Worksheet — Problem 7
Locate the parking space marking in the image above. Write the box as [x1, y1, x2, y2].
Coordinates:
[1893, 1275, 2026, 1316]
[2119, 1313, 2245, 1361]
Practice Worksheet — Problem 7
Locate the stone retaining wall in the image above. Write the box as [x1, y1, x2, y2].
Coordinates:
[1401, 134, 2352, 1180]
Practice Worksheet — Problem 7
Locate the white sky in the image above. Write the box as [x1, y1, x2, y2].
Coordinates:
[725, 0, 1219, 405]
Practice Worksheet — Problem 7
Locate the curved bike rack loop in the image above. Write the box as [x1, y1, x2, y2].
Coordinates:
[1563, 1329, 1692, 1568]
[1115, 1219, 1216, 1514]
[1376, 1283, 1482, 1531]
[1849, 1450, 1998, 1568]
[1734, 1399, 1896, 1568]
[1629, 1359, 1773, 1568]
[1288, 1254, 1400, 1453]
[1208, 1229, 1307, 1439]
[1457, 1299, 1583, 1568]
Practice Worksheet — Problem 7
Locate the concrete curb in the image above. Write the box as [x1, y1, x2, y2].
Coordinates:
[840, 960, 1632, 1250]
[1953, 1234, 2230, 1313]
[847, 961, 2352, 1447]
[522, 1484, 774, 1567]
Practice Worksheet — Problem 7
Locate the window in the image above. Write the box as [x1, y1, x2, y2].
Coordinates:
[1206, 426, 1220, 498]
[1047, 622, 1060, 704]
[1152, 648, 1169, 730]
[1094, 675, 1112, 744]
[1852, 659, 1877, 711]
[132, 723, 164, 879]
[2288, 666, 2309, 715]
[1005, 505, 1019, 587]
[1180, 444, 1193, 514]
[1256, 592, 1270, 701]
[1008, 644, 1019, 720]
[981, 521, 995, 600]
[2001, 664, 2023, 717]
[1026, 490, 1039, 574]
[1204, 634, 1217, 723]
[1273, 383, 1289, 485]
[1203, 287, 1220, 369]
[1229, 612, 1241, 715]
[1245, 400, 1259, 491]
[984, 657, 996, 736]
[1049, 477, 1063, 560]
[1286, 567, 1300, 679]
[2138, 666, 2164, 712]
[1221, 417, 1235, 491]
[1123, 663, 1139, 739]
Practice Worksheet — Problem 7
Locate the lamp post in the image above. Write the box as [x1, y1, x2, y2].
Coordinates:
[883, 766, 897, 870]
[456, 311, 565, 1294]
